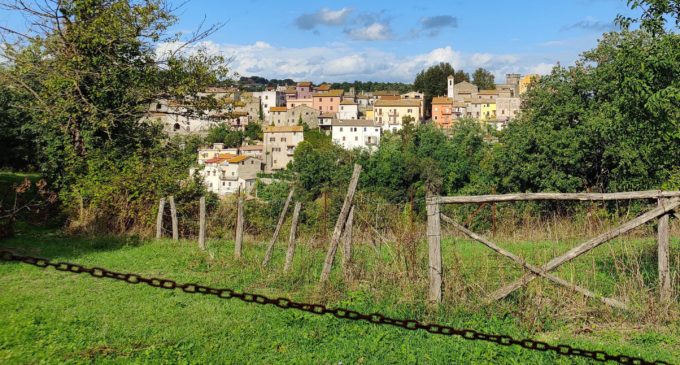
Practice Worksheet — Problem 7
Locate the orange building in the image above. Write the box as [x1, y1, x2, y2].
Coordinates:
[431, 97, 454, 128]
[312, 89, 344, 114]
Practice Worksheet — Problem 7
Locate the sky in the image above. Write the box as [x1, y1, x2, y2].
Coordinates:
[1, 0, 641, 83]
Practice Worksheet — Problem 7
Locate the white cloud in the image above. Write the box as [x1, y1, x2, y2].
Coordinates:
[156, 41, 556, 82]
[345, 23, 392, 41]
[295, 8, 352, 30]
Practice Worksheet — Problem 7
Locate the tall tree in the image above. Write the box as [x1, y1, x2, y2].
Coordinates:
[472, 68, 495, 90]
[454, 70, 470, 83]
[413, 62, 455, 118]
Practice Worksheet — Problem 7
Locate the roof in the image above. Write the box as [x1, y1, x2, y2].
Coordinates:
[340, 99, 357, 105]
[297, 81, 312, 87]
[432, 97, 454, 105]
[319, 112, 336, 118]
[478, 89, 499, 95]
[227, 155, 249, 163]
[316, 84, 331, 91]
[285, 86, 297, 94]
[374, 99, 421, 107]
[240, 144, 263, 151]
[313, 89, 344, 97]
[453, 101, 467, 107]
[204, 153, 237, 164]
[373, 90, 400, 96]
[379, 95, 401, 100]
[270, 106, 288, 112]
[467, 99, 496, 105]
[332, 119, 381, 127]
[264, 125, 304, 133]
[455, 81, 478, 88]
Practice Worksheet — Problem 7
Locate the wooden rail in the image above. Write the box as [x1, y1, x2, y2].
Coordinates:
[426, 190, 679, 306]
[431, 190, 680, 204]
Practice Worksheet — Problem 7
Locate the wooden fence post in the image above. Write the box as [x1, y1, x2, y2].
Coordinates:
[342, 205, 355, 272]
[169, 196, 178, 241]
[262, 189, 294, 267]
[235, 196, 245, 259]
[426, 194, 442, 303]
[198, 196, 206, 251]
[320, 164, 362, 282]
[156, 198, 166, 239]
[284, 202, 302, 273]
[658, 198, 671, 303]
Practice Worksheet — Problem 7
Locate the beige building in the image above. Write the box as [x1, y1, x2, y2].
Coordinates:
[263, 125, 304, 172]
[453, 81, 479, 101]
[269, 106, 288, 126]
[240, 144, 263, 160]
[374, 99, 422, 132]
[496, 97, 521, 122]
[288, 105, 320, 128]
[197, 143, 238, 164]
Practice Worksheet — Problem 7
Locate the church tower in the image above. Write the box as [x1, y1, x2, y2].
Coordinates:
[447, 75, 454, 98]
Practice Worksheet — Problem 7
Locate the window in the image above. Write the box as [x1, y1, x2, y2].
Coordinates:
[330, 106, 333, 111]
[281, 137, 286, 142]
[330, 98, 333, 102]
[375, 128, 378, 132]
[269, 137, 275, 142]
[222, 182, 225, 186]
[265, 95, 268, 100]
[407, 109, 412, 113]
[339, 127, 343, 132]
[156, 103, 162, 110]
[342, 136, 346, 141]
[355, 136, 358, 141]
[319, 98, 322, 102]
[363, 128, 366, 132]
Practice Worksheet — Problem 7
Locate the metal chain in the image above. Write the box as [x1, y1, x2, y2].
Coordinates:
[0, 249, 670, 365]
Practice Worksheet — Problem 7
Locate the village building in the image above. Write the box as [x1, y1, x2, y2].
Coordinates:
[453, 81, 479, 101]
[197, 143, 239, 164]
[374, 99, 422, 132]
[260, 89, 285, 118]
[195, 154, 263, 195]
[331, 119, 382, 151]
[481, 100, 497, 120]
[313, 89, 344, 114]
[296, 81, 313, 99]
[288, 105, 320, 128]
[268, 106, 288, 126]
[477, 89, 499, 100]
[465, 99, 483, 119]
[431, 97, 455, 129]
[338, 100, 359, 120]
[496, 97, 521, 122]
[314, 83, 332, 93]
[286, 97, 314, 109]
[239, 144, 264, 160]
[263, 125, 304, 172]
[318, 112, 335, 133]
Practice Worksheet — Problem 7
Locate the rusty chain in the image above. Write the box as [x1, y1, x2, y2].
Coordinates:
[0, 249, 670, 365]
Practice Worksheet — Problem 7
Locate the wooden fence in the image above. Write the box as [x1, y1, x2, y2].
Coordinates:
[426, 191, 680, 307]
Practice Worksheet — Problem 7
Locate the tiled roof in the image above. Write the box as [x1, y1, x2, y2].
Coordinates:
[379, 95, 401, 100]
[227, 155, 249, 163]
[478, 89, 499, 95]
[319, 112, 336, 118]
[264, 125, 304, 133]
[240, 144, 263, 151]
[432, 97, 454, 104]
[270, 106, 288, 112]
[373, 90, 400, 96]
[374, 99, 421, 107]
[340, 99, 357, 105]
[297, 81, 312, 87]
[313, 89, 344, 97]
[316, 84, 331, 91]
[332, 119, 381, 127]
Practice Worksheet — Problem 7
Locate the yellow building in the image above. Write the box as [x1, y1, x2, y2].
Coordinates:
[374, 99, 422, 132]
[364, 107, 374, 121]
[481, 100, 497, 120]
[519, 74, 540, 95]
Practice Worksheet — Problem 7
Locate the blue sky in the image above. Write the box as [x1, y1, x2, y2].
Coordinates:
[1, 0, 641, 83]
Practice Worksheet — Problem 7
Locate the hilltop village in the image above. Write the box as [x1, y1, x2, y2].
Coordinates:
[148, 74, 539, 196]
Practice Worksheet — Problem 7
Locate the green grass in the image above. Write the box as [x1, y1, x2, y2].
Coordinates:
[1, 223, 678, 364]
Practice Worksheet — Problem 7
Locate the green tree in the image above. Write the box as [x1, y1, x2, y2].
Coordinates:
[472, 68, 495, 90]
[206, 124, 243, 147]
[244, 122, 263, 141]
[0, 0, 226, 231]
[413, 62, 455, 118]
[454, 70, 470, 83]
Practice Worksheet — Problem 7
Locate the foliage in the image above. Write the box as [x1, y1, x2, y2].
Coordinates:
[205, 123, 243, 147]
[329, 80, 413, 94]
[0, 74, 36, 170]
[472, 68, 496, 90]
[244, 122, 263, 141]
[413, 62, 455, 117]
[454, 70, 471, 83]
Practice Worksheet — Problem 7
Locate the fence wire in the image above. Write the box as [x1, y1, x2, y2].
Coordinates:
[0, 249, 670, 365]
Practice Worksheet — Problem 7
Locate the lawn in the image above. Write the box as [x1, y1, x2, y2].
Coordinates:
[1, 222, 678, 364]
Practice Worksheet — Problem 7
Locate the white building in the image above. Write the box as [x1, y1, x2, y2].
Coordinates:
[338, 100, 359, 120]
[193, 154, 263, 195]
[331, 119, 381, 151]
[197, 143, 238, 164]
[260, 90, 285, 118]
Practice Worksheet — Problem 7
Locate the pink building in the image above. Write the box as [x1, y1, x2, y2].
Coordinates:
[296, 81, 313, 99]
[313, 89, 344, 115]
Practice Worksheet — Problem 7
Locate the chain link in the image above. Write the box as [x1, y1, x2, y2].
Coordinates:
[0, 249, 671, 365]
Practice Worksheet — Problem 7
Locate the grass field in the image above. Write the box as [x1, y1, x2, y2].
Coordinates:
[1, 221, 678, 364]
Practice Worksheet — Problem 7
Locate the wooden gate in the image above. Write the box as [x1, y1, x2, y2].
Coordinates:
[426, 191, 680, 307]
